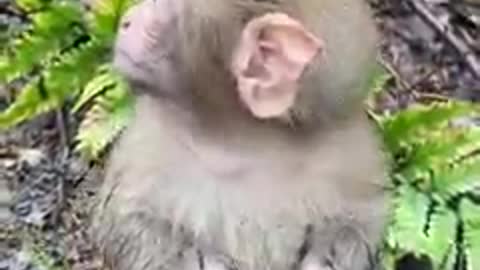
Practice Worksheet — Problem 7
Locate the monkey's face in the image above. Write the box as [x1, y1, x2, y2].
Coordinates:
[113, 0, 182, 91]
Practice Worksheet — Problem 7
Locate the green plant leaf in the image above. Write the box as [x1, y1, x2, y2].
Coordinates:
[399, 127, 480, 184]
[386, 185, 430, 252]
[75, 76, 133, 159]
[72, 64, 116, 112]
[0, 79, 60, 129]
[1, 1, 85, 83]
[460, 199, 480, 270]
[380, 101, 478, 155]
[0, 40, 106, 129]
[422, 209, 457, 269]
[433, 156, 480, 199]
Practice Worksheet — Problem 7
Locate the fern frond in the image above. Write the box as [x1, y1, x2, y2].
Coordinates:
[386, 185, 430, 252]
[432, 155, 480, 199]
[0, 40, 106, 128]
[398, 127, 480, 183]
[72, 64, 116, 112]
[387, 185, 457, 269]
[45, 39, 107, 89]
[461, 199, 480, 270]
[1, 0, 85, 83]
[75, 74, 133, 159]
[0, 78, 58, 128]
[421, 209, 457, 269]
[380, 101, 478, 155]
[382, 99, 480, 270]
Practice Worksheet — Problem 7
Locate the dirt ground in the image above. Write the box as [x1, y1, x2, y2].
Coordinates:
[1, 0, 479, 269]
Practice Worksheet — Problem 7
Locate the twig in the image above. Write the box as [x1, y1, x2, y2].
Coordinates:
[378, 56, 411, 91]
[408, 0, 480, 79]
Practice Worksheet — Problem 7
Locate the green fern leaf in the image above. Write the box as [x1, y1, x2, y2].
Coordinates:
[31, 2, 83, 33]
[387, 185, 457, 269]
[422, 209, 457, 269]
[1, 1, 85, 83]
[0, 79, 61, 128]
[380, 102, 478, 155]
[432, 156, 480, 199]
[0, 40, 106, 128]
[461, 199, 480, 270]
[72, 64, 116, 112]
[75, 77, 133, 159]
[386, 185, 430, 252]
[45, 40, 106, 88]
[399, 128, 480, 184]
[386, 186, 456, 269]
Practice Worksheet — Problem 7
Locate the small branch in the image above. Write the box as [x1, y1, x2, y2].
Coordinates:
[378, 56, 411, 91]
[408, 0, 480, 79]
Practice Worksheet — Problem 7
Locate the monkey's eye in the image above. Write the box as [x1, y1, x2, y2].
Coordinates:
[121, 20, 131, 29]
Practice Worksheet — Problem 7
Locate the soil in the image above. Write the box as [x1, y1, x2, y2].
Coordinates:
[1, 0, 479, 269]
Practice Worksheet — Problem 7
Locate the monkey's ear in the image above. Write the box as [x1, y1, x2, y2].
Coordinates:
[231, 13, 323, 118]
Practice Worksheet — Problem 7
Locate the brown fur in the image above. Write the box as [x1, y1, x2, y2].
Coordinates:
[181, 0, 379, 122]
[91, 1, 387, 270]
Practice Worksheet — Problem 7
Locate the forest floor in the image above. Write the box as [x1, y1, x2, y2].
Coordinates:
[0, 0, 479, 269]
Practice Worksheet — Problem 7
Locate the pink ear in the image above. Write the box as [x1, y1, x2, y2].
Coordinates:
[231, 13, 323, 119]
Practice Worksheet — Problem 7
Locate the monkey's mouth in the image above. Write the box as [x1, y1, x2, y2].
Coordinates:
[114, 49, 139, 68]
[114, 48, 171, 91]
[114, 50, 147, 75]
[115, 47, 168, 70]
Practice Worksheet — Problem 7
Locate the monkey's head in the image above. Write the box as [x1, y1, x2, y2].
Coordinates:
[114, 0, 378, 123]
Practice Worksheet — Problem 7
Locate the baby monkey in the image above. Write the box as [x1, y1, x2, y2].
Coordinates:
[92, 0, 388, 270]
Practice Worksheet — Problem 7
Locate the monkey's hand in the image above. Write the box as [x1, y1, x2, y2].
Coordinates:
[300, 224, 379, 270]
